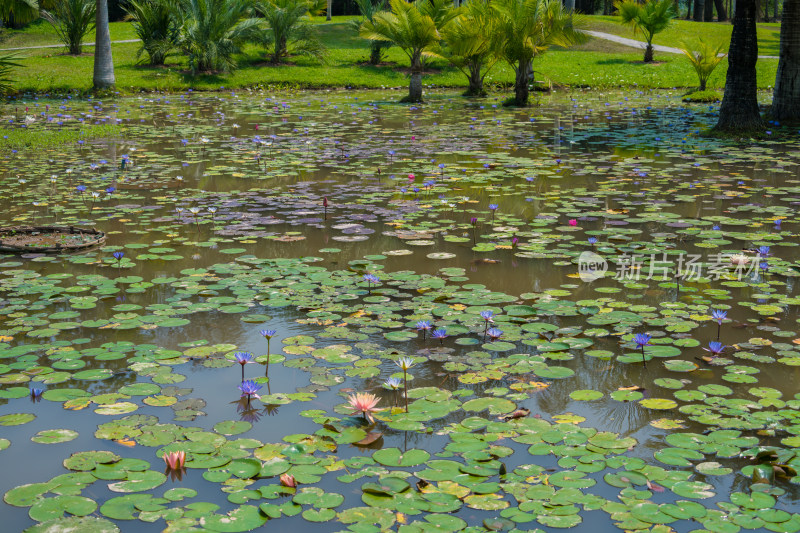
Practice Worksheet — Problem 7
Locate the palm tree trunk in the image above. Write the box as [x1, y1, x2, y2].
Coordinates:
[772, 0, 800, 121]
[370, 42, 382, 64]
[402, 53, 423, 103]
[93, 0, 115, 89]
[715, 0, 763, 132]
[715, 0, 728, 20]
[407, 70, 423, 102]
[464, 63, 484, 97]
[694, 0, 705, 20]
[644, 43, 654, 62]
[705, 0, 715, 20]
[326, 0, 332, 21]
[512, 62, 529, 106]
[565, 0, 575, 10]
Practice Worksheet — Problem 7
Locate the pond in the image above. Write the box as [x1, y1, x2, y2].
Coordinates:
[1, 88, 800, 533]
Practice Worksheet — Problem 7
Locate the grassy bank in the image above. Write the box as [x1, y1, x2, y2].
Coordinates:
[0, 17, 780, 95]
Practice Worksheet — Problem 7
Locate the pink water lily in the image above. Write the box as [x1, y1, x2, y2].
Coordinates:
[347, 392, 381, 423]
[280, 473, 297, 488]
[163, 450, 186, 470]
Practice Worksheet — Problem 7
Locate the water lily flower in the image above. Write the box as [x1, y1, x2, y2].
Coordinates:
[711, 309, 727, 324]
[416, 320, 431, 340]
[757, 246, 771, 257]
[480, 310, 494, 323]
[703, 341, 726, 356]
[470, 217, 478, 225]
[30, 387, 43, 402]
[488, 203, 498, 211]
[234, 352, 254, 381]
[432, 328, 447, 345]
[259, 330, 277, 376]
[363, 274, 379, 293]
[568, 219, 578, 227]
[384, 377, 402, 390]
[280, 473, 297, 488]
[76, 185, 86, 193]
[163, 450, 186, 470]
[774, 219, 782, 228]
[634, 333, 651, 367]
[396, 357, 415, 371]
[588, 237, 598, 245]
[208, 206, 217, 216]
[113, 251, 124, 261]
[729, 254, 749, 265]
[486, 328, 503, 341]
[347, 392, 380, 423]
[634, 333, 651, 348]
[239, 380, 262, 401]
[235, 352, 254, 365]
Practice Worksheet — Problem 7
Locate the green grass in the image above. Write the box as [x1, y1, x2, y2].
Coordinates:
[0, 17, 780, 95]
[583, 15, 781, 56]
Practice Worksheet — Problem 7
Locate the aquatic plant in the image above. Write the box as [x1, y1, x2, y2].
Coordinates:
[347, 392, 380, 423]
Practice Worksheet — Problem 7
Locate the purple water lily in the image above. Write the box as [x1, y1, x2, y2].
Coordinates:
[239, 380, 262, 401]
[634, 333, 651, 367]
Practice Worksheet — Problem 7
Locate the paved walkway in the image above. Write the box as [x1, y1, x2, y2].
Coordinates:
[0, 39, 140, 51]
[583, 30, 778, 59]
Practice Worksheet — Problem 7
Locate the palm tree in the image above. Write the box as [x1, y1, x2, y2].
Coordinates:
[359, 0, 441, 103]
[615, 0, 676, 63]
[772, 0, 800, 122]
[680, 38, 726, 91]
[43, 0, 95, 55]
[175, 0, 261, 73]
[93, 0, 115, 89]
[0, 0, 39, 27]
[418, 0, 459, 31]
[351, 0, 389, 65]
[491, 0, 584, 107]
[256, 0, 325, 64]
[124, 0, 178, 66]
[715, 0, 763, 132]
[440, 0, 497, 97]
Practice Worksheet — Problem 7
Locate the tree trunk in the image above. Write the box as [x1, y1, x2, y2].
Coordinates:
[274, 36, 287, 63]
[93, 0, 115, 90]
[402, 54, 423, 103]
[714, 0, 728, 20]
[326, 0, 332, 20]
[772, 0, 800, 121]
[715, 0, 763, 132]
[508, 62, 529, 106]
[464, 63, 485, 97]
[369, 43, 382, 65]
[700, 78, 707, 90]
[406, 70, 423, 102]
[644, 43, 654, 62]
[565, 0, 575, 11]
[694, 0, 705, 20]
[705, 0, 715, 19]
[687, 0, 693, 18]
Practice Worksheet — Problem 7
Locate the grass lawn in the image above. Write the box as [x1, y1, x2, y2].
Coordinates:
[583, 15, 781, 56]
[0, 17, 780, 95]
